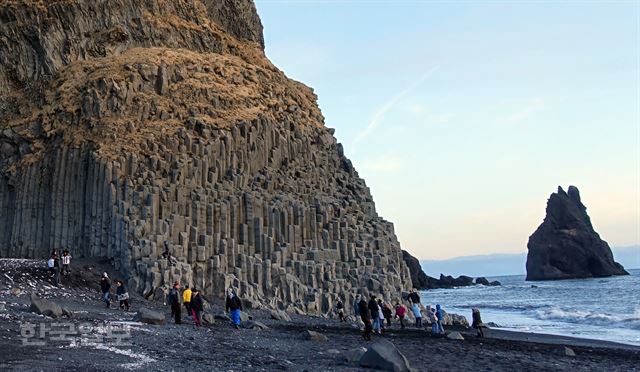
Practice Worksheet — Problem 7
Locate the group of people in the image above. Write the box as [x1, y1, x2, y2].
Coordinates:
[350, 290, 449, 340]
[100, 272, 131, 311]
[167, 281, 243, 329]
[46, 249, 72, 286]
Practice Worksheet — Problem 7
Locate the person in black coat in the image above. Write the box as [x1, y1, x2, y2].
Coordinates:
[225, 288, 243, 328]
[368, 296, 381, 334]
[358, 298, 372, 341]
[115, 280, 130, 311]
[190, 288, 204, 327]
[100, 273, 111, 308]
[168, 281, 182, 324]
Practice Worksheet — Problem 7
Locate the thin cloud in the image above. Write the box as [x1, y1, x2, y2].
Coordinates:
[351, 66, 440, 151]
[506, 98, 545, 123]
[362, 155, 406, 174]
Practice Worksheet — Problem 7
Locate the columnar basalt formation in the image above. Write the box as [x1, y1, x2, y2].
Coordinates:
[0, 0, 413, 314]
[526, 186, 628, 280]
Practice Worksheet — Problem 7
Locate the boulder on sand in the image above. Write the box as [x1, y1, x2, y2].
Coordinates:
[343, 347, 367, 362]
[133, 307, 165, 325]
[214, 312, 231, 321]
[202, 313, 215, 325]
[359, 339, 416, 372]
[305, 330, 328, 342]
[241, 320, 269, 330]
[270, 309, 292, 321]
[29, 293, 71, 318]
[446, 331, 464, 340]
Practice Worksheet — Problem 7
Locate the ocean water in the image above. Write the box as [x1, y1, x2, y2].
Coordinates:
[419, 268, 640, 346]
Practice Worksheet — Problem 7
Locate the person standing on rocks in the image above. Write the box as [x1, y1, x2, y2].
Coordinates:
[435, 304, 445, 334]
[358, 296, 372, 341]
[61, 249, 72, 276]
[408, 289, 422, 327]
[412, 302, 423, 327]
[191, 288, 204, 327]
[395, 302, 407, 329]
[168, 281, 182, 324]
[183, 285, 192, 315]
[115, 280, 131, 311]
[336, 299, 345, 322]
[225, 288, 243, 329]
[368, 295, 381, 334]
[428, 306, 438, 334]
[100, 273, 111, 308]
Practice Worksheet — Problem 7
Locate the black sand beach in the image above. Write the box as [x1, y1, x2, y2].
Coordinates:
[0, 259, 638, 371]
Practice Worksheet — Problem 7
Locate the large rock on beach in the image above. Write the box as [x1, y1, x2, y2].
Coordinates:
[29, 293, 71, 318]
[305, 330, 328, 342]
[133, 308, 165, 325]
[343, 347, 367, 362]
[0, 0, 414, 316]
[270, 309, 292, 321]
[359, 339, 416, 372]
[526, 186, 628, 280]
[241, 320, 269, 330]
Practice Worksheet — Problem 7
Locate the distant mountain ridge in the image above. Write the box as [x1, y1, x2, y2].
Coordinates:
[420, 246, 639, 278]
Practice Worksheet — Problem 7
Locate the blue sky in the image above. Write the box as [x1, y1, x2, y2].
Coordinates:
[255, 0, 640, 260]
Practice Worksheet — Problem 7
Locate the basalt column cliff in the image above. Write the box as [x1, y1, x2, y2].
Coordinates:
[0, 0, 413, 313]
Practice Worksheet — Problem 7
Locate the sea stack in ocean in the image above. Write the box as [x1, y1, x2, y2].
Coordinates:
[526, 186, 628, 280]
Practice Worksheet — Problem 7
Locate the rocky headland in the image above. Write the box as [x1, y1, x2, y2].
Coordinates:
[0, 0, 413, 314]
[526, 186, 628, 281]
[402, 250, 500, 289]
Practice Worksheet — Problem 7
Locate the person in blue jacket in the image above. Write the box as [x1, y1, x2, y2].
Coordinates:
[435, 304, 445, 334]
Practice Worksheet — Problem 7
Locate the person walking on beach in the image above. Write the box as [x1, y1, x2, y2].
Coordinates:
[225, 288, 243, 329]
[52, 252, 61, 286]
[358, 296, 372, 340]
[168, 281, 182, 324]
[395, 302, 407, 329]
[377, 299, 386, 330]
[47, 255, 55, 278]
[353, 294, 361, 317]
[191, 288, 204, 327]
[471, 308, 485, 338]
[336, 299, 345, 322]
[382, 302, 393, 327]
[115, 280, 131, 311]
[435, 304, 445, 334]
[368, 295, 381, 334]
[100, 273, 111, 308]
[183, 285, 192, 315]
[61, 249, 72, 276]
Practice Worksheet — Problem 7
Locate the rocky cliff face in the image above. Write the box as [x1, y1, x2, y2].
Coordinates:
[0, 0, 413, 314]
[526, 186, 628, 280]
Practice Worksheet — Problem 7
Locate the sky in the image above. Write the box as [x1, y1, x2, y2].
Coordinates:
[254, 0, 640, 260]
